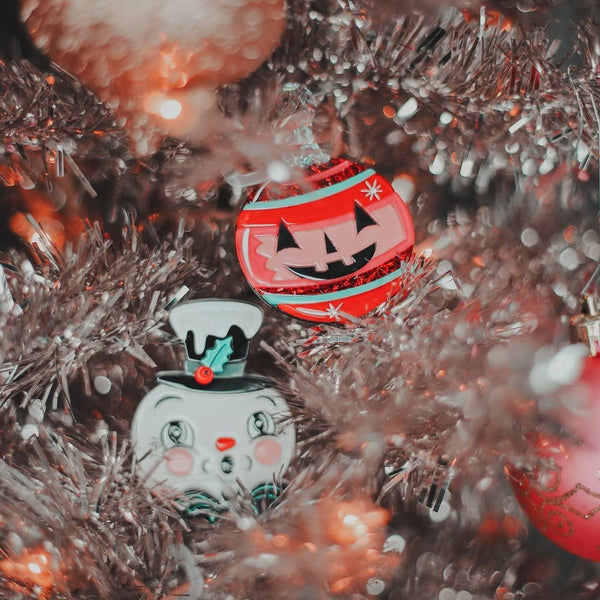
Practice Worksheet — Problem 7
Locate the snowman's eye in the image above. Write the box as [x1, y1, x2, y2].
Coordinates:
[247, 411, 276, 439]
[161, 420, 194, 449]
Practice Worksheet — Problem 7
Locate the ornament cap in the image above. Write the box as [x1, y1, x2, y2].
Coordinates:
[572, 294, 600, 357]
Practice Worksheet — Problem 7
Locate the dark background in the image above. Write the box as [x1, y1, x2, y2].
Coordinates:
[0, 0, 33, 59]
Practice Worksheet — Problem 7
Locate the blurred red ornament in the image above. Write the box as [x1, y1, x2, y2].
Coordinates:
[235, 159, 414, 323]
[510, 354, 600, 562]
[21, 0, 286, 154]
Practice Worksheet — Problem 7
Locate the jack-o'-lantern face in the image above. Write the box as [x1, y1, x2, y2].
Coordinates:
[267, 201, 388, 281]
[236, 160, 414, 322]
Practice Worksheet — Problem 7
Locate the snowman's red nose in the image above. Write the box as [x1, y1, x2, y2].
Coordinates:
[216, 437, 236, 452]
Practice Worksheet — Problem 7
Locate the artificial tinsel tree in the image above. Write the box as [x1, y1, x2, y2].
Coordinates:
[3, 0, 600, 598]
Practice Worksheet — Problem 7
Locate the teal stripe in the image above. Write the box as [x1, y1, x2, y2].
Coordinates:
[243, 169, 376, 211]
[261, 264, 408, 306]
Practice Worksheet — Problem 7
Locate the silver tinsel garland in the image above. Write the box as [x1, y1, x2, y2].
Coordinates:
[0, 221, 204, 412]
[1, 1, 600, 599]
[1, 4, 600, 201]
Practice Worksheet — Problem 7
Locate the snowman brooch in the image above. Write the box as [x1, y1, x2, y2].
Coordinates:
[131, 299, 295, 517]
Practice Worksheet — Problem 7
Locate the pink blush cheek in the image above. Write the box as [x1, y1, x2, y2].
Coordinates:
[164, 448, 194, 476]
[254, 438, 282, 465]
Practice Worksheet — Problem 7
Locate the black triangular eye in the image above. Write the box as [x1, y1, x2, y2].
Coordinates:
[324, 233, 337, 254]
[276, 220, 300, 252]
[354, 202, 377, 233]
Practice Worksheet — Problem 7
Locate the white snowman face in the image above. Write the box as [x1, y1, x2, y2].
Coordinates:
[131, 376, 295, 514]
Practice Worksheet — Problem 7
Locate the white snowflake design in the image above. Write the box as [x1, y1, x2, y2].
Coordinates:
[360, 179, 384, 201]
[297, 302, 345, 320]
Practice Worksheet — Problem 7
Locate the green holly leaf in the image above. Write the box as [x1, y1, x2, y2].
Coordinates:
[200, 336, 234, 373]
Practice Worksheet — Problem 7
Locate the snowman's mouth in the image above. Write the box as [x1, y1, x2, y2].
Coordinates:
[220, 455, 234, 474]
[215, 454, 252, 476]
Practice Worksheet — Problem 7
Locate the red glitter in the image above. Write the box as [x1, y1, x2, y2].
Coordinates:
[259, 249, 414, 297]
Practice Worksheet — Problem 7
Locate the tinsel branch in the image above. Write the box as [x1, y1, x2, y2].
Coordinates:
[2, 9, 600, 200]
[1, 1, 600, 600]
[270, 6, 600, 183]
[0, 427, 186, 599]
[0, 58, 125, 195]
[0, 221, 205, 413]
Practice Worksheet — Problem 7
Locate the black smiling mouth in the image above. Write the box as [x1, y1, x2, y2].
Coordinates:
[279, 201, 379, 281]
[286, 243, 377, 281]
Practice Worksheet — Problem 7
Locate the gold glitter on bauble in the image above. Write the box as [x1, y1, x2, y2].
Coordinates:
[21, 0, 286, 154]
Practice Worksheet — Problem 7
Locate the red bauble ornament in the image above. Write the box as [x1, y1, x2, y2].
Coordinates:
[510, 354, 600, 561]
[235, 159, 414, 323]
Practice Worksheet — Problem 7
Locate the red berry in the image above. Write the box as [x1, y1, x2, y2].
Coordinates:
[194, 365, 214, 385]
